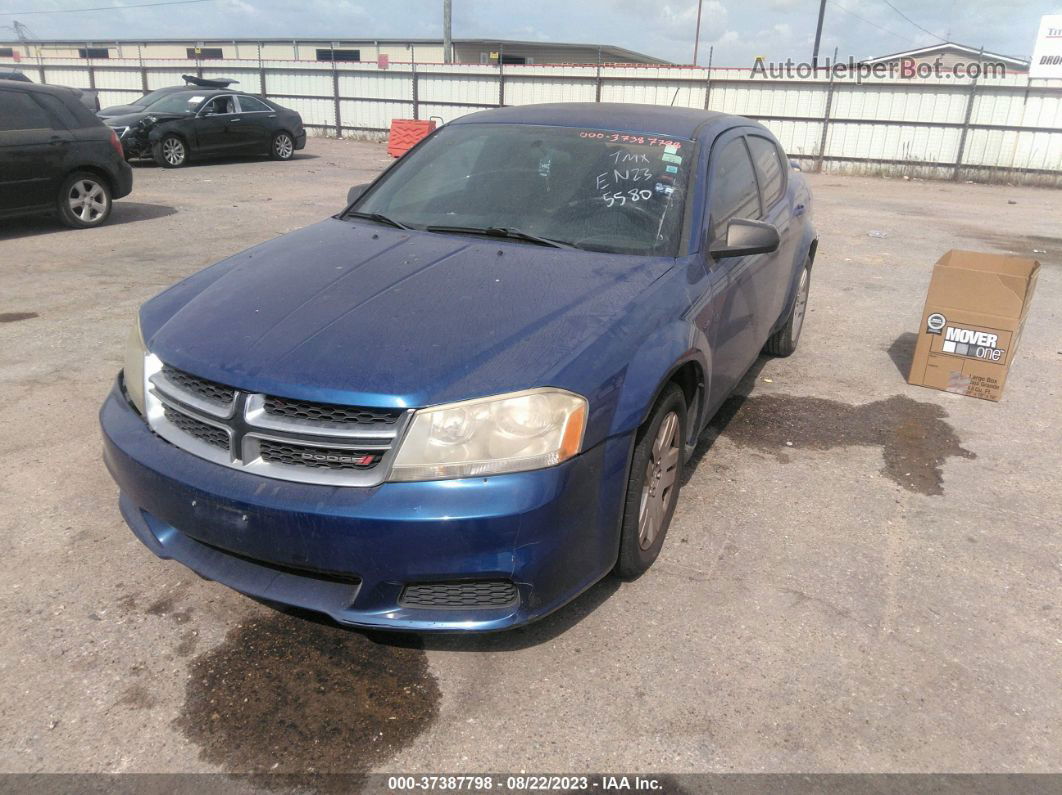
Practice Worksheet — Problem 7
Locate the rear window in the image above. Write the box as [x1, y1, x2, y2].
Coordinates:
[34, 92, 81, 129]
[747, 135, 785, 208]
[0, 89, 52, 131]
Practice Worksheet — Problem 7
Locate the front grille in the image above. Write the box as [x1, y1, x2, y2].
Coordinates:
[264, 395, 402, 425]
[147, 357, 409, 486]
[164, 405, 229, 450]
[399, 581, 519, 609]
[259, 440, 381, 470]
[162, 365, 235, 407]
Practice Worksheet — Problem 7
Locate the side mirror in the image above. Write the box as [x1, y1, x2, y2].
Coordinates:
[710, 218, 781, 259]
[347, 182, 371, 205]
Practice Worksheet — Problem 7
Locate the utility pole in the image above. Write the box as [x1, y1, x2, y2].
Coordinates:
[692, 0, 704, 66]
[811, 0, 827, 69]
[442, 0, 452, 64]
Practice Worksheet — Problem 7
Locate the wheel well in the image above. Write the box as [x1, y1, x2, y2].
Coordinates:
[808, 238, 818, 266]
[66, 166, 113, 195]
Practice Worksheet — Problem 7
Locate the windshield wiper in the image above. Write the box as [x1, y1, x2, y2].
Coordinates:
[344, 210, 413, 230]
[425, 225, 575, 249]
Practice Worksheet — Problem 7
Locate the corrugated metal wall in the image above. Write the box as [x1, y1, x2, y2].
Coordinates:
[7, 55, 1061, 184]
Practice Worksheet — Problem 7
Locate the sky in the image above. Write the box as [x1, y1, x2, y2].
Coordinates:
[1, 0, 1060, 65]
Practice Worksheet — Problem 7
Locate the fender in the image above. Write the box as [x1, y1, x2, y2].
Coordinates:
[610, 316, 711, 445]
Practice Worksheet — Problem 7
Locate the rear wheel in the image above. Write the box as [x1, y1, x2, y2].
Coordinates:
[763, 260, 811, 357]
[153, 134, 187, 168]
[270, 131, 295, 160]
[57, 171, 112, 228]
[614, 384, 686, 579]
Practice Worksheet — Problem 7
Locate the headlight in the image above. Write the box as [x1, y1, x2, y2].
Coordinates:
[389, 388, 587, 481]
[123, 314, 148, 415]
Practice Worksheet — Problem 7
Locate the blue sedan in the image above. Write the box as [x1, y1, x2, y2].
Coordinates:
[100, 103, 817, 632]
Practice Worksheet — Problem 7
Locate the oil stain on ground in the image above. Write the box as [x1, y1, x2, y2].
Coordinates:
[176, 611, 440, 776]
[709, 394, 975, 496]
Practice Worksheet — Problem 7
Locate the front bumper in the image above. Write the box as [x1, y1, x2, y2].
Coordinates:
[294, 129, 307, 150]
[100, 381, 631, 631]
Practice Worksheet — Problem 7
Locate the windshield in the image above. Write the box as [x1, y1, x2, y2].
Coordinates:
[350, 123, 693, 256]
[142, 91, 204, 114]
[131, 89, 169, 108]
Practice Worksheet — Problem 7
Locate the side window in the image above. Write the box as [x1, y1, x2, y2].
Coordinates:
[201, 96, 235, 115]
[237, 96, 271, 113]
[34, 93, 81, 130]
[747, 135, 785, 208]
[710, 137, 761, 240]
[0, 90, 52, 132]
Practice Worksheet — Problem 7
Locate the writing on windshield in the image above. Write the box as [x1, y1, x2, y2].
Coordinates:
[350, 123, 693, 256]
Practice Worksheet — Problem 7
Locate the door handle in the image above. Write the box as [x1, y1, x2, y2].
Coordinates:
[49, 136, 67, 146]
[230, 117, 242, 122]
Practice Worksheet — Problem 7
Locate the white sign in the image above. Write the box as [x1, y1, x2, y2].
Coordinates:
[1030, 14, 1062, 79]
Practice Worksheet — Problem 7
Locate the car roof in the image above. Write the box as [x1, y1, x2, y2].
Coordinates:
[0, 78, 81, 98]
[451, 102, 758, 141]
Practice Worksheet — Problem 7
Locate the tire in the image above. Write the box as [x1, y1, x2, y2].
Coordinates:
[614, 383, 687, 580]
[57, 171, 112, 229]
[270, 131, 295, 160]
[763, 260, 811, 357]
[153, 134, 187, 168]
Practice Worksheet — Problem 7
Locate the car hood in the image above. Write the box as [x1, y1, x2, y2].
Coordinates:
[143, 218, 675, 408]
[98, 104, 142, 118]
[104, 110, 189, 127]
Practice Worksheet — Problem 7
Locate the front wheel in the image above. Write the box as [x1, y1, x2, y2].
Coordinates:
[270, 131, 295, 160]
[57, 171, 112, 228]
[763, 260, 811, 357]
[614, 384, 687, 579]
[153, 134, 187, 168]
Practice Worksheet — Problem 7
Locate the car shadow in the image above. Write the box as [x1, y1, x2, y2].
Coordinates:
[130, 152, 319, 169]
[0, 202, 177, 241]
[681, 356, 770, 486]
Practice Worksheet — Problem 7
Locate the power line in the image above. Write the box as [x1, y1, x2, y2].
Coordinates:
[827, 0, 921, 46]
[878, 0, 949, 44]
[0, 0, 213, 16]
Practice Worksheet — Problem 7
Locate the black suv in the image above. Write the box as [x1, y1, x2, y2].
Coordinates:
[0, 80, 133, 228]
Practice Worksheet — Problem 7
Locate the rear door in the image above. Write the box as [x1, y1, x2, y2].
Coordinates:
[234, 95, 275, 154]
[0, 88, 66, 213]
[700, 131, 768, 407]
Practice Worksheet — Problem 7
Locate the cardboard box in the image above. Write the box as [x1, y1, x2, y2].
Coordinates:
[908, 250, 1039, 402]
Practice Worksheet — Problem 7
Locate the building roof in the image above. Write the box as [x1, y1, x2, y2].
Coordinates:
[2, 37, 668, 64]
[862, 42, 1029, 68]
[453, 103, 748, 140]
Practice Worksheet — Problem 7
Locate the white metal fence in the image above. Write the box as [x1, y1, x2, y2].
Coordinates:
[7, 54, 1062, 185]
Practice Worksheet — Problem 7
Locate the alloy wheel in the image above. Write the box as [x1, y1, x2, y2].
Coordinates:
[67, 179, 108, 224]
[162, 137, 185, 166]
[274, 134, 293, 159]
[638, 411, 680, 550]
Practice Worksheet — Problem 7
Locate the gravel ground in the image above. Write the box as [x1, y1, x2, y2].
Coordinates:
[0, 137, 1059, 778]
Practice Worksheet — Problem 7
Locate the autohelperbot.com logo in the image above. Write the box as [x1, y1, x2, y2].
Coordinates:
[926, 313, 947, 334]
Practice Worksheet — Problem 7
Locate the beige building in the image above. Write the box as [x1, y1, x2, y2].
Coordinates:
[0, 37, 666, 65]
[862, 43, 1029, 74]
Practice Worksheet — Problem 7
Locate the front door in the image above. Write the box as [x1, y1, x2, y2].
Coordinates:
[194, 95, 252, 154]
[700, 132, 770, 408]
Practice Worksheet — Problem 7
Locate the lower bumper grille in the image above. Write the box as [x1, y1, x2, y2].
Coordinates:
[399, 580, 519, 609]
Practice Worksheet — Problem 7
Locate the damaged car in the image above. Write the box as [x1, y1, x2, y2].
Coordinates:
[96, 74, 238, 118]
[105, 88, 305, 167]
